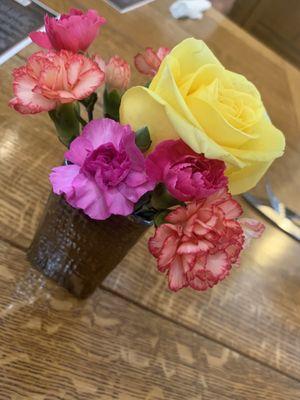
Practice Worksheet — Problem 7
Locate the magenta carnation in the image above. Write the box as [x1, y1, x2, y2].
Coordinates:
[146, 139, 228, 202]
[50, 119, 155, 220]
[30, 9, 106, 53]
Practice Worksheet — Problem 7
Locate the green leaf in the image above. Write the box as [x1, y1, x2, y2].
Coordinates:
[80, 92, 97, 108]
[151, 183, 184, 210]
[103, 88, 121, 121]
[49, 103, 80, 147]
[133, 191, 152, 213]
[154, 210, 171, 227]
[135, 126, 152, 152]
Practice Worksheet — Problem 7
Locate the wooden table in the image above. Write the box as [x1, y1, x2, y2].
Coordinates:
[0, 1, 300, 398]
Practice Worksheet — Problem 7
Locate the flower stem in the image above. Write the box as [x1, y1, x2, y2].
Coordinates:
[103, 87, 121, 121]
[151, 183, 184, 210]
[74, 105, 87, 128]
[48, 102, 80, 147]
[88, 109, 93, 122]
[80, 93, 98, 122]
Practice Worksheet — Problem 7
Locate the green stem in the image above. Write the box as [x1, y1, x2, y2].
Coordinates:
[151, 184, 184, 210]
[80, 93, 98, 122]
[74, 105, 87, 128]
[88, 108, 93, 122]
[49, 103, 80, 147]
[103, 87, 121, 121]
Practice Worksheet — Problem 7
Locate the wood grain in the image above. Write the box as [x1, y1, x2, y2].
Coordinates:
[1, 0, 300, 394]
[1, 240, 300, 400]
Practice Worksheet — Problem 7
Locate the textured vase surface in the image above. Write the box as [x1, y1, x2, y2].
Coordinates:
[27, 193, 149, 298]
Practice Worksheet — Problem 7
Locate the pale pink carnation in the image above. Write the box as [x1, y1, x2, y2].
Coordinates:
[149, 189, 245, 291]
[50, 118, 155, 220]
[30, 9, 106, 53]
[94, 55, 131, 91]
[134, 47, 170, 76]
[93, 55, 106, 73]
[146, 139, 228, 202]
[239, 218, 265, 248]
[106, 56, 131, 91]
[9, 50, 104, 114]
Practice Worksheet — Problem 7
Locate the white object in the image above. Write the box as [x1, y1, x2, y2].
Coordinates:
[170, 0, 211, 19]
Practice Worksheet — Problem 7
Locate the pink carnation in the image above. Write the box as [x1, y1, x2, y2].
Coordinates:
[94, 55, 131, 91]
[29, 9, 106, 53]
[149, 189, 245, 291]
[146, 139, 228, 202]
[239, 218, 265, 248]
[9, 50, 104, 114]
[134, 47, 170, 76]
[50, 118, 155, 220]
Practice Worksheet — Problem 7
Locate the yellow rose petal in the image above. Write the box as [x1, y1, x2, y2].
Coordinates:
[151, 61, 199, 127]
[120, 86, 177, 149]
[226, 161, 272, 195]
[226, 117, 285, 161]
[151, 38, 221, 90]
[121, 37, 285, 194]
[186, 95, 254, 148]
[121, 85, 243, 166]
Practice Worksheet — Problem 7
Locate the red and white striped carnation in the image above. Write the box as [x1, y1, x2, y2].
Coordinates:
[149, 189, 245, 291]
[134, 47, 170, 76]
[239, 218, 265, 248]
[9, 50, 104, 114]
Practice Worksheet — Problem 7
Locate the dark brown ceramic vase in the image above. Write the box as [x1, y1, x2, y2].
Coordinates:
[27, 193, 150, 298]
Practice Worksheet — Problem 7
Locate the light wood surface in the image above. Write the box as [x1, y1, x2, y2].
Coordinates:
[0, 0, 300, 398]
[2, 241, 300, 400]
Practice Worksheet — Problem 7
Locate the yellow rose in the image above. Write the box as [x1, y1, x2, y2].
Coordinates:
[120, 38, 285, 194]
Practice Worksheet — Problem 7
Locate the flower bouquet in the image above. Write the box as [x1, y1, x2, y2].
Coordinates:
[10, 9, 285, 298]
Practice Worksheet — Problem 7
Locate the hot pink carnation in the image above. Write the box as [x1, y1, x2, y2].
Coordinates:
[146, 140, 228, 202]
[50, 118, 154, 220]
[29, 9, 106, 53]
[94, 55, 131, 91]
[134, 47, 170, 76]
[149, 189, 245, 291]
[9, 50, 104, 114]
